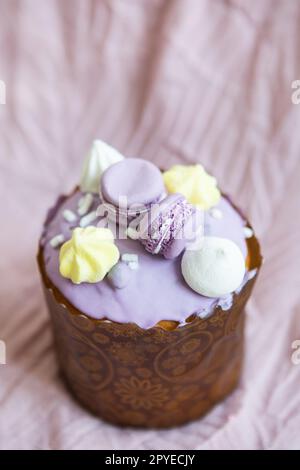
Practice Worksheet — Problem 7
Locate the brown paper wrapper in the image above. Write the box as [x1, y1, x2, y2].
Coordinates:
[38, 210, 262, 428]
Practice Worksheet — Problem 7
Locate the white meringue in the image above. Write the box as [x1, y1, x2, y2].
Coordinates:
[80, 140, 124, 193]
[181, 236, 245, 297]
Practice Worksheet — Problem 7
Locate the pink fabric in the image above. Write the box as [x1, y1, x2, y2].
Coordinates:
[1, 0, 300, 450]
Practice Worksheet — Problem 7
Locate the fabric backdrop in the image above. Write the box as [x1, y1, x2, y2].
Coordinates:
[0, 0, 300, 450]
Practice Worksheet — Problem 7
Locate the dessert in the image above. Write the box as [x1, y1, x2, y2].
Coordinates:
[100, 158, 165, 223]
[139, 193, 201, 259]
[181, 236, 246, 297]
[163, 163, 221, 209]
[37, 140, 262, 428]
[80, 140, 124, 193]
[59, 227, 120, 284]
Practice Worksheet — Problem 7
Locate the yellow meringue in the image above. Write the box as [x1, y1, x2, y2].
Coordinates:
[163, 164, 221, 210]
[59, 227, 119, 284]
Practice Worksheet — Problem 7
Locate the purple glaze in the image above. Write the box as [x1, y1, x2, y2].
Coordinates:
[139, 193, 196, 259]
[41, 190, 248, 329]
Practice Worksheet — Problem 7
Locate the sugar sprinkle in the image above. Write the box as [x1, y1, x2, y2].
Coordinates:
[244, 227, 254, 238]
[49, 234, 65, 248]
[122, 253, 139, 263]
[78, 193, 93, 216]
[63, 209, 77, 223]
[80, 210, 98, 227]
[128, 261, 139, 271]
[210, 208, 223, 219]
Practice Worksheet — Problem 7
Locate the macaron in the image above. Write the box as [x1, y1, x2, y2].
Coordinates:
[181, 236, 246, 297]
[138, 193, 202, 259]
[100, 158, 165, 223]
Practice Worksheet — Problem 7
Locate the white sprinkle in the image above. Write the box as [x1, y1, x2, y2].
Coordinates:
[210, 208, 223, 219]
[80, 210, 98, 227]
[78, 195, 85, 207]
[63, 209, 77, 223]
[78, 193, 93, 216]
[244, 227, 254, 238]
[128, 261, 139, 271]
[126, 227, 140, 240]
[122, 253, 139, 263]
[49, 234, 65, 248]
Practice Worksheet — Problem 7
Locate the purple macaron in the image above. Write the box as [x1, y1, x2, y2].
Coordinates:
[138, 193, 203, 259]
[100, 158, 165, 222]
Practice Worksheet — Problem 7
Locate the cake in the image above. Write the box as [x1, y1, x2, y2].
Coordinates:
[37, 140, 262, 428]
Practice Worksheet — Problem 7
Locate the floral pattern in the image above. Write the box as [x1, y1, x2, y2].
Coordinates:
[115, 377, 169, 410]
[108, 342, 145, 366]
[44, 268, 257, 427]
[154, 331, 214, 383]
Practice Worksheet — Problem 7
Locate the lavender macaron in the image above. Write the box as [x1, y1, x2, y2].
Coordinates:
[100, 158, 165, 223]
[138, 193, 202, 259]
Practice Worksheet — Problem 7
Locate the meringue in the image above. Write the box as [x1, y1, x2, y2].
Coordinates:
[80, 140, 124, 193]
[181, 236, 245, 297]
[59, 226, 119, 284]
[163, 164, 221, 210]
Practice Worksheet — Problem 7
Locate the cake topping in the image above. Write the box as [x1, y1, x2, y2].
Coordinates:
[209, 207, 223, 219]
[107, 262, 132, 289]
[121, 253, 139, 271]
[244, 226, 254, 238]
[163, 164, 221, 210]
[59, 226, 119, 284]
[77, 193, 93, 216]
[128, 261, 139, 271]
[121, 253, 139, 263]
[181, 236, 245, 297]
[126, 227, 140, 240]
[42, 189, 250, 327]
[80, 140, 124, 193]
[100, 158, 165, 222]
[62, 209, 77, 223]
[49, 233, 65, 248]
[138, 193, 203, 259]
[79, 210, 98, 227]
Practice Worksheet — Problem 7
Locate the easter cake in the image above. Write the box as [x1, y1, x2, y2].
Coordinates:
[38, 140, 262, 427]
